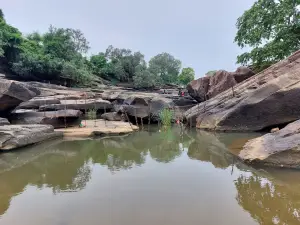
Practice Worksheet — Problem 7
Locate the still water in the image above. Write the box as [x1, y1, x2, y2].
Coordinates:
[0, 127, 300, 225]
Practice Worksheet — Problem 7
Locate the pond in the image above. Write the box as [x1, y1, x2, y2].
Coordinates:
[0, 127, 300, 225]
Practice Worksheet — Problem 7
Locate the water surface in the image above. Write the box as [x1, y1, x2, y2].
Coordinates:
[0, 127, 300, 225]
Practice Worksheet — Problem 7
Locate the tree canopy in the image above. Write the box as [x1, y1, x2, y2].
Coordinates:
[0, 9, 195, 88]
[178, 67, 195, 85]
[235, 0, 300, 72]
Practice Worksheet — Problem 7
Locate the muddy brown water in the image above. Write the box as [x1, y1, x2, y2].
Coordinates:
[0, 127, 300, 225]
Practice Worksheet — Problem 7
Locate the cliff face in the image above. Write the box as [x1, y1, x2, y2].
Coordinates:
[185, 50, 300, 131]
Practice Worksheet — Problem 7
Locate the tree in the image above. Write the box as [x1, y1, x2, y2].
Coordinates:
[178, 67, 195, 85]
[148, 53, 181, 84]
[133, 64, 161, 88]
[104, 45, 145, 81]
[235, 0, 300, 72]
[205, 70, 217, 77]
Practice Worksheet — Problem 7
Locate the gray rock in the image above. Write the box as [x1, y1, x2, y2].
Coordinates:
[39, 99, 112, 111]
[185, 50, 300, 131]
[0, 124, 63, 150]
[10, 109, 82, 128]
[0, 118, 10, 125]
[16, 97, 60, 109]
[239, 119, 300, 168]
[0, 80, 36, 114]
[101, 112, 122, 121]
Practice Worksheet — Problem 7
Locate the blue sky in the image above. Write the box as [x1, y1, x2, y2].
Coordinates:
[2, 0, 255, 78]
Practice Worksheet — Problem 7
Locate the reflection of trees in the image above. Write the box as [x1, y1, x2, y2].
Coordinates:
[149, 129, 183, 163]
[235, 170, 300, 225]
[187, 131, 235, 169]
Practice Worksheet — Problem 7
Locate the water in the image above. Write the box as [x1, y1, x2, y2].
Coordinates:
[0, 127, 300, 225]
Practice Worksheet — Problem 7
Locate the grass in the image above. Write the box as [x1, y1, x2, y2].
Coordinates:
[159, 108, 173, 127]
[87, 108, 97, 120]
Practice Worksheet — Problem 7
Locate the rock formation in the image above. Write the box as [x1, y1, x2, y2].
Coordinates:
[185, 50, 300, 131]
[239, 119, 300, 168]
[187, 66, 254, 102]
[0, 124, 63, 150]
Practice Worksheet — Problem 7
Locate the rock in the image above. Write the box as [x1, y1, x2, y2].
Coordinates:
[10, 109, 82, 128]
[0, 80, 36, 115]
[57, 119, 139, 138]
[39, 99, 112, 111]
[239, 119, 300, 168]
[271, 127, 280, 133]
[185, 50, 300, 131]
[101, 112, 122, 121]
[187, 67, 255, 103]
[232, 66, 255, 83]
[16, 97, 60, 109]
[0, 118, 10, 125]
[121, 96, 174, 121]
[0, 124, 62, 150]
[186, 77, 210, 102]
[206, 70, 237, 99]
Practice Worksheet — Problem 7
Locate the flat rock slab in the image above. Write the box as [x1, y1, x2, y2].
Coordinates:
[16, 97, 60, 109]
[0, 124, 63, 150]
[10, 109, 83, 128]
[240, 119, 300, 168]
[56, 119, 139, 138]
[39, 99, 112, 111]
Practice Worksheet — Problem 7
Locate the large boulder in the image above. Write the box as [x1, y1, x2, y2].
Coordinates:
[10, 109, 82, 128]
[121, 95, 175, 121]
[185, 50, 300, 131]
[101, 112, 123, 121]
[187, 66, 255, 103]
[0, 124, 62, 150]
[239, 119, 300, 168]
[39, 99, 112, 111]
[0, 118, 10, 126]
[186, 77, 210, 102]
[0, 80, 36, 115]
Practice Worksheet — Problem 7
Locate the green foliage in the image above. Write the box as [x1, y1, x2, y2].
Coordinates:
[159, 108, 173, 127]
[0, 8, 195, 88]
[206, 70, 217, 77]
[149, 53, 181, 84]
[133, 64, 162, 88]
[178, 67, 195, 85]
[87, 108, 97, 120]
[235, 0, 300, 72]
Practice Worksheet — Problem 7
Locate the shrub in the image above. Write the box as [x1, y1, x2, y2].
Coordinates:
[159, 108, 173, 127]
[87, 108, 97, 120]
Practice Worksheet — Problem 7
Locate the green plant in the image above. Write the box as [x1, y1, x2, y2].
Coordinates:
[159, 108, 173, 127]
[87, 108, 97, 120]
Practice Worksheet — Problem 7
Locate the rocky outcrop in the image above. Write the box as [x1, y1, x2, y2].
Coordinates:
[187, 66, 254, 103]
[121, 96, 175, 121]
[0, 124, 62, 150]
[0, 118, 10, 125]
[10, 109, 82, 128]
[0, 80, 36, 115]
[16, 97, 60, 109]
[101, 112, 122, 121]
[185, 50, 300, 131]
[39, 99, 112, 111]
[239, 119, 300, 168]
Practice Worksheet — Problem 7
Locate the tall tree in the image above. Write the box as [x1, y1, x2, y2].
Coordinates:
[235, 0, 300, 72]
[178, 67, 195, 85]
[148, 52, 181, 84]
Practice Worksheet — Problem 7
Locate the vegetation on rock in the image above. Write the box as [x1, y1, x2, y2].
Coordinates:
[235, 0, 300, 72]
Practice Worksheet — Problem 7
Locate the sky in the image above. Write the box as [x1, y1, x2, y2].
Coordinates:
[1, 0, 255, 78]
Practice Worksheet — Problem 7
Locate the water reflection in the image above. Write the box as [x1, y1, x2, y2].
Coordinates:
[0, 127, 300, 225]
[235, 168, 300, 225]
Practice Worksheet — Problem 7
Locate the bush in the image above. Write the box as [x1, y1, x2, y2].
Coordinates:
[87, 108, 97, 120]
[159, 108, 173, 127]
